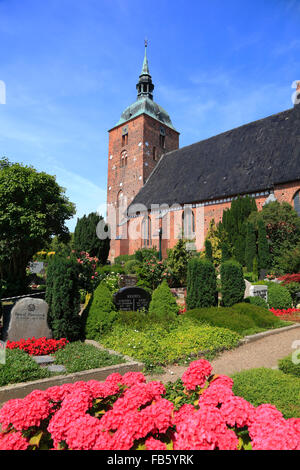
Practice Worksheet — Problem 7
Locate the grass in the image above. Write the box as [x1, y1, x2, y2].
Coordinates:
[232, 367, 300, 419]
[53, 341, 126, 374]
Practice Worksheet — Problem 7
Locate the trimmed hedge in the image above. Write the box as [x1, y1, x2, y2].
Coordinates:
[278, 354, 300, 378]
[232, 367, 300, 419]
[124, 259, 142, 274]
[186, 303, 283, 336]
[186, 257, 217, 309]
[220, 260, 245, 307]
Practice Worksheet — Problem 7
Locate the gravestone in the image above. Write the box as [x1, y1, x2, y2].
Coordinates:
[114, 287, 151, 312]
[28, 261, 45, 275]
[259, 269, 268, 281]
[119, 274, 138, 288]
[244, 279, 252, 298]
[4, 297, 52, 342]
[249, 285, 268, 303]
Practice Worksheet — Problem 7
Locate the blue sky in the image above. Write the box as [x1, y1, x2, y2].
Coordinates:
[0, 0, 299, 231]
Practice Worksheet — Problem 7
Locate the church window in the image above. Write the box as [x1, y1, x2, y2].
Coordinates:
[142, 216, 152, 247]
[120, 151, 128, 167]
[122, 126, 128, 146]
[153, 146, 157, 161]
[159, 134, 165, 148]
[182, 208, 195, 239]
[293, 190, 300, 217]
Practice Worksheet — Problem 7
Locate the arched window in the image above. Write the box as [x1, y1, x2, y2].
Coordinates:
[182, 208, 195, 239]
[120, 150, 128, 167]
[142, 216, 152, 247]
[293, 190, 300, 217]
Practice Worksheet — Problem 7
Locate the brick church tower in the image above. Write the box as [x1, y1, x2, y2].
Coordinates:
[107, 43, 179, 261]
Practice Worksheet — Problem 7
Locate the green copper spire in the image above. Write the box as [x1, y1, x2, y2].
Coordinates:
[141, 39, 150, 75]
[136, 40, 154, 100]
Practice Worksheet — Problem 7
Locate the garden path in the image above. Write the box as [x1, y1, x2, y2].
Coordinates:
[145, 326, 300, 383]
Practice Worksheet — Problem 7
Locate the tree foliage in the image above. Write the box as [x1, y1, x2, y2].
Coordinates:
[186, 257, 217, 309]
[73, 212, 110, 265]
[0, 158, 75, 295]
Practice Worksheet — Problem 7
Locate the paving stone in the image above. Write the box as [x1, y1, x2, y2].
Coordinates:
[32, 355, 55, 365]
[47, 364, 66, 373]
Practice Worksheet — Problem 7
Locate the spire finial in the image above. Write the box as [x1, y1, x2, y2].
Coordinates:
[136, 39, 154, 100]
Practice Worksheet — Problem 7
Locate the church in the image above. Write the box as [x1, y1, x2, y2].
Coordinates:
[106, 44, 300, 262]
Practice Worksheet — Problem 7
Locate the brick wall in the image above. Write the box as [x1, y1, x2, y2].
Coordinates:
[121, 180, 300, 259]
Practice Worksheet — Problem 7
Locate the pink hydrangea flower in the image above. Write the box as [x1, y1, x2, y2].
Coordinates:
[182, 359, 212, 390]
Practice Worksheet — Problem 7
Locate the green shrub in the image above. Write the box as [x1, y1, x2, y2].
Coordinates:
[245, 222, 257, 272]
[124, 259, 142, 274]
[278, 354, 300, 378]
[244, 296, 269, 309]
[148, 280, 178, 320]
[135, 247, 159, 263]
[54, 341, 125, 373]
[284, 282, 300, 307]
[166, 239, 192, 287]
[232, 303, 283, 330]
[84, 282, 119, 339]
[204, 239, 213, 263]
[45, 255, 81, 341]
[220, 260, 245, 307]
[186, 258, 217, 309]
[114, 254, 136, 265]
[268, 283, 292, 309]
[0, 349, 50, 386]
[97, 265, 125, 276]
[232, 368, 300, 418]
[186, 306, 256, 335]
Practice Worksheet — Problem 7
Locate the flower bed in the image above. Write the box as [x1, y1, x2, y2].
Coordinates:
[270, 308, 300, 322]
[6, 337, 69, 356]
[0, 359, 299, 450]
[278, 274, 300, 285]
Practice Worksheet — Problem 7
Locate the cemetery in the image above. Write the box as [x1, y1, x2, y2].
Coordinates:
[1, 189, 300, 449]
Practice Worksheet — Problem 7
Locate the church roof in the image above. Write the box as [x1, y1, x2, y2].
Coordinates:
[130, 105, 300, 210]
[115, 96, 178, 131]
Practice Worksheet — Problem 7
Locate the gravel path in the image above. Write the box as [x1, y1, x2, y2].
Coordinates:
[145, 326, 300, 383]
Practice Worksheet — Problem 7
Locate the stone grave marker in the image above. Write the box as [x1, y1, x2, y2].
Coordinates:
[4, 297, 52, 342]
[114, 286, 151, 312]
[119, 274, 138, 288]
[28, 261, 45, 275]
[249, 285, 268, 303]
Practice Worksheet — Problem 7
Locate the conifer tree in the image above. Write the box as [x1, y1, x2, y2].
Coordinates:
[245, 222, 257, 272]
[74, 212, 110, 265]
[257, 219, 271, 271]
[205, 239, 213, 263]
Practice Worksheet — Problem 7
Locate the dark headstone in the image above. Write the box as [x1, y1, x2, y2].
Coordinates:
[259, 269, 268, 281]
[114, 287, 151, 312]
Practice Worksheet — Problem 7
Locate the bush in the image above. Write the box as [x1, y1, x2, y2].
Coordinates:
[166, 239, 192, 287]
[114, 254, 136, 265]
[84, 282, 119, 339]
[268, 283, 292, 309]
[220, 260, 245, 307]
[186, 258, 217, 309]
[0, 349, 50, 386]
[124, 259, 142, 274]
[232, 367, 300, 419]
[284, 282, 300, 307]
[45, 255, 82, 341]
[148, 280, 178, 321]
[134, 247, 159, 263]
[186, 307, 257, 335]
[232, 303, 283, 330]
[278, 354, 300, 378]
[244, 296, 269, 309]
[53, 341, 125, 373]
[97, 265, 125, 276]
